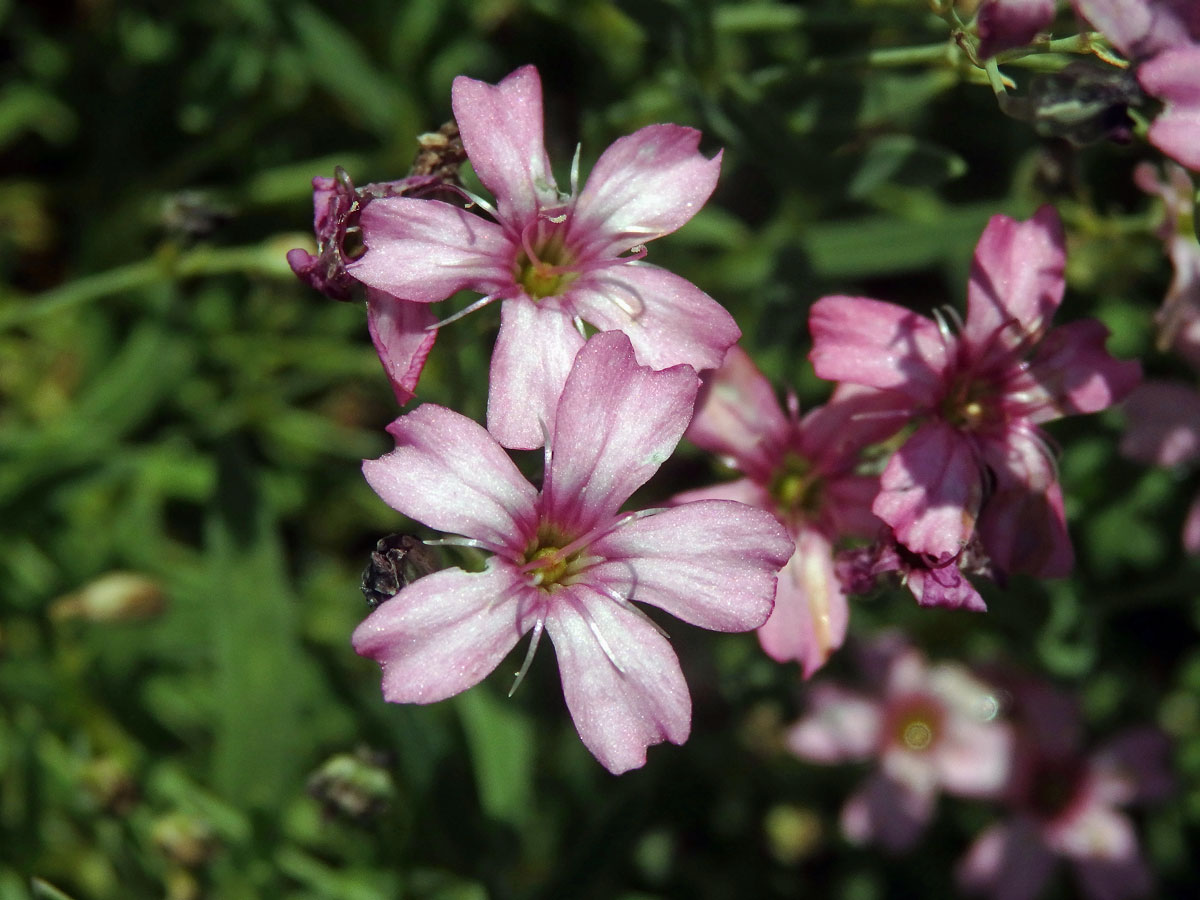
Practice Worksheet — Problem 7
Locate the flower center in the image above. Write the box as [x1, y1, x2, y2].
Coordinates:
[768, 453, 823, 521]
[889, 695, 944, 754]
[526, 545, 570, 587]
[942, 372, 1001, 433]
[514, 222, 579, 301]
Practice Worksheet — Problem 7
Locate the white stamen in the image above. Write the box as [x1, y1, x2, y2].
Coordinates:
[424, 536, 491, 551]
[573, 315, 588, 339]
[585, 612, 625, 674]
[429, 294, 500, 330]
[459, 187, 499, 218]
[593, 582, 670, 640]
[570, 143, 582, 196]
[509, 617, 545, 696]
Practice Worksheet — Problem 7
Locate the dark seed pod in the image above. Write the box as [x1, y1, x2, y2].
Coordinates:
[360, 534, 438, 609]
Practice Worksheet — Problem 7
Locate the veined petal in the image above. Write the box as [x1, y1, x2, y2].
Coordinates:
[569, 125, 721, 253]
[544, 332, 698, 532]
[363, 404, 538, 556]
[352, 198, 509, 302]
[487, 296, 586, 450]
[874, 422, 983, 561]
[799, 384, 912, 473]
[757, 527, 849, 678]
[352, 564, 531, 703]
[1017, 319, 1141, 422]
[1072, 0, 1198, 59]
[544, 589, 691, 774]
[571, 263, 741, 375]
[1119, 380, 1200, 466]
[684, 346, 790, 480]
[978, 431, 1074, 578]
[452, 66, 557, 222]
[787, 683, 881, 763]
[587, 499, 793, 632]
[366, 288, 438, 405]
[1140, 45, 1200, 171]
[809, 296, 950, 407]
[964, 208, 1065, 358]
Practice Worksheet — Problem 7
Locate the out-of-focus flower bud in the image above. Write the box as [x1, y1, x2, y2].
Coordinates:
[306, 747, 396, 823]
[50, 572, 167, 623]
[151, 812, 218, 868]
[83, 757, 139, 816]
[764, 804, 824, 864]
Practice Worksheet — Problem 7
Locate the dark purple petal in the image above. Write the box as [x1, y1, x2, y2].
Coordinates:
[977, 0, 1057, 59]
[1020, 319, 1141, 423]
[1140, 45, 1200, 171]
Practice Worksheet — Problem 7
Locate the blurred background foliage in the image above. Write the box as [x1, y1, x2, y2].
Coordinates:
[1, 0, 1197, 897]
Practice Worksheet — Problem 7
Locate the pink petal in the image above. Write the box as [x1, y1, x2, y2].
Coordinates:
[964, 208, 1065, 358]
[799, 384, 913, 473]
[569, 125, 721, 253]
[1141, 46, 1200, 171]
[1093, 727, 1174, 805]
[938, 717, 1013, 798]
[978, 431, 1074, 577]
[756, 527, 849, 677]
[874, 422, 983, 561]
[808, 296, 950, 407]
[352, 565, 530, 703]
[1119, 381, 1200, 466]
[544, 331, 698, 531]
[786, 683, 882, 763]
[587, 499, 793, 632]
[822, 473, 886, 538]
[976, 0, 1056, 59]
[906, 563, 988, 612]
[1184, 490, 1200, 554]
[1071, 0, 1199, 58]
[684, 345, 790, 480]
[352, 198, 510, 302]
[363, 404, 538, 556]
[1020, 319, 1141, 421]
[366, 288, 438, 405]
[670, 477, 771, 509]
[570, 263, 741, 374]
[451, 65, 557, 222]
[544, 589, 691, 774]
[486, 295, 586, 450]
[1047, 802, 1140, 861]
[957, 818, 1057, 900]
[840, 772, 933, 852]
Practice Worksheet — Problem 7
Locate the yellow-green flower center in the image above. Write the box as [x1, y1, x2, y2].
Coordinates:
[514, 231, 579, 300]
[526, 545, 569, 587]
[890, 697, 944, 754]
[768, 453, 822, 520]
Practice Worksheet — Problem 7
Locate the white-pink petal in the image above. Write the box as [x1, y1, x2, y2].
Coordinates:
[808, 296, 951, 407]
[587, 499, 792, 632]
[570, 263, 741, 374]
[569, 124, 721, 253]
[486, 295, 587, 450]
[786, 683, 881, 763]
[352, 564, 530, 703]
[451, 65, 558, 222]
[964, 207, 1065, 358]
[544, 590, 692, 774]
[366, 288, 438, 405]
[352, 198, 509, 302]
[544, 331, 699, 532]
[363, 404, 538, 556]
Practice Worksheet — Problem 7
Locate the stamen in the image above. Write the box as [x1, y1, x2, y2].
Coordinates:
[508, 617, 545, 696]
[458, 186, 500, 219]
[932, 307, 955, 347]
[573, 315, 588, 339]
[940, 304, 966, 335]
[585, 274, 645, 318]
[429, 293, 502, 330]
[570, 143, 582, 196]
[584, 611, 626, 674]
[424, 536, 492, 551]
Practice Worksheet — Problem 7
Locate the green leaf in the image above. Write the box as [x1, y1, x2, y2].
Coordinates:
[456, 686, 535, 828]
[848, 135, 967, 199]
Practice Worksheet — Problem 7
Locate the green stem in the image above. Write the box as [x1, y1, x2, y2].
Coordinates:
[0, 240, 299, 330]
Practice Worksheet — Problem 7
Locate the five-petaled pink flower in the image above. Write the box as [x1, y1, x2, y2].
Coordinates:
[787, 633, 1013, 852]
[353, 332, 793, 773]
[809, 208, 1140, 582]
[958, 677, 1172, 900]
[671, 347, 892, 676]
[348, 64, 740, 449]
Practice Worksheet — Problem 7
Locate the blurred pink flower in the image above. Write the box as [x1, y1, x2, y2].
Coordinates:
[836, 527, 992, 611]
[787, 634, 1013, 852]
[354, 332, 793, 774]
[348, 65, 739, 449]
[977, 0, 1057, 59]
[671, 347, 890, 677]
[958, 679, 1172, 900]
[809, 208, 1140, 582]
[1073, 0, 1200, 169]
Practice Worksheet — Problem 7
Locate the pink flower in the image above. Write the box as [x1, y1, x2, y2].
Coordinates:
[348, 65, 740, 449]
[977, 0, 1057, 59]
[809, 208, 1140, 581]
[1072, 1, 1200, 169]
[958, 679, 1172, 900]
[670, 347, 889, 676]
[837, 527, 993, 611]
[787, 633, 1013, 852]
[353, 332, 793, 773]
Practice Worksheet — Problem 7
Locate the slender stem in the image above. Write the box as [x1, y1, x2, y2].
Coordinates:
[0, 239, 299, 329]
